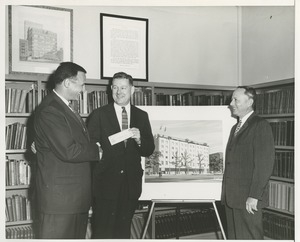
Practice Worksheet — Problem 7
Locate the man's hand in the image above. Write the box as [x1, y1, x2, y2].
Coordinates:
[246, 197, 258, 214]
[31, 142, 37, 154]
[130, 127, 141, 145]
[96, 142, 103, 160]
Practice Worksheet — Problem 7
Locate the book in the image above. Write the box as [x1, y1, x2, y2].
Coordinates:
[10, 88, 17, 113]
[6, 197, 13, 222]
[13, 89, 22, 113]
[5, 87, 12, 113]
[18, 89, 28, 113]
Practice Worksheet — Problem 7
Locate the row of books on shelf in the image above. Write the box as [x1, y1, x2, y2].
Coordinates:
[272, 151, 294, 179]
[6, 225, 35, 239]
[263, 211, 294, 240]
[6, 195, 32, 222]
[269, 120, 294, 146]
[5, 122, 27, 150]
[44, 87, 151, 114]
[256, 87, 294, 114]
[269, 181, 294, 213]
[67, 90, 109, 114]
[131, 87, 152, 106]
[154, 208, 218, 239]
[5, 86, 38, 114]
[155, 92, 231, 106]
[79, 90, 109, 114]
[6, 157, 32, 187]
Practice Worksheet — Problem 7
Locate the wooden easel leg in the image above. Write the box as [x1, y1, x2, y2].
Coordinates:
[141, 202, 156, 239]
[212, 201, 227, 240]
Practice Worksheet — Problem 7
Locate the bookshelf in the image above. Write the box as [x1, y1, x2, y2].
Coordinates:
[253, 78, 294, 240]
[4, 73, 233, 239]
[5, 73, 294, 239]
[130, 202, 225, 239]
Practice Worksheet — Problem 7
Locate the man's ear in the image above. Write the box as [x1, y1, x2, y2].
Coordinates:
[63, 79, 70, 88]
[248, 98, 254, 107]
[131, 85, 135, 95]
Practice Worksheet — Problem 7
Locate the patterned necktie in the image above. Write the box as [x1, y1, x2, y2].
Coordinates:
[234, 119, 242, 136]
[122, 107, 128, 146]
[122, 107, 128, 130]
[69, 103, 87, 132]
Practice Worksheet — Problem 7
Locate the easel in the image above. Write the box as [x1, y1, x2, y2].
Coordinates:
[141, 199, 227, 240]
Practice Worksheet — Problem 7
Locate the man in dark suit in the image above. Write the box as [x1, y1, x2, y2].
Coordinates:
[221, 86, 275, 239]
[34, 62, 101, 239]
[87, 72, 155, 239]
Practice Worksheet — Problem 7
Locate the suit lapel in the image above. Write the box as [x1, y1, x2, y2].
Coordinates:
[235, 113, 256, 137]
[107, 103, 122, 133]
[130, 105, 137, 128]
[52, 92, 90, 140]
[231, 113, 256, 141]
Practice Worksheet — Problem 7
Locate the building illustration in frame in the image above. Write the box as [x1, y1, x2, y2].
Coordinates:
[19, 21, 63, 63]
[145, 120, 223, 184]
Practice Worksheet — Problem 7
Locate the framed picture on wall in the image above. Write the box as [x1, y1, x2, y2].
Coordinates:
[100, 13, 149, 82]
[8, 5, 73, 75]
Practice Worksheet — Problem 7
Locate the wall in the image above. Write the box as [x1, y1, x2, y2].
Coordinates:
[241, 6, 294, 85]
[5, 6, 239, 86]
[66, 6, 240, 86]
[5, 6, 295, 86]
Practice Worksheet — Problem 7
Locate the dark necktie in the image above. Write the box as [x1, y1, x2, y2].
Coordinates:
[69, 103, 87, 132]
[122, 107, 128, 146]
[234, 119, 242, 136]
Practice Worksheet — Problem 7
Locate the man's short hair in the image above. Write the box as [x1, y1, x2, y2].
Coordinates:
[237, 86, 257, 109]
[54, 62, 86, 85]
[112, 72, 133, 85]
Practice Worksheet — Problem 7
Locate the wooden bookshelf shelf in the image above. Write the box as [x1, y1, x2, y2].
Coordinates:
[270, 176, 294, 183]
[6, 149, 27, 154]
[259, 113, 294, 118]
[6, 113, 31, 117]
[6, 220, 34, 227]
[6, 185, 30, 190]
[264, 207, 294, 217]
[274, 146, 294, 150]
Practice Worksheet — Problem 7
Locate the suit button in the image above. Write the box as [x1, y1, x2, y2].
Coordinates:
[120, 170, 124, 174]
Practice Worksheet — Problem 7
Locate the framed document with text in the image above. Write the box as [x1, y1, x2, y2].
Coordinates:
[100, 13, 148, 81]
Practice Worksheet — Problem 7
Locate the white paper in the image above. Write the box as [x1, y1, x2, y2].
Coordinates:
[108, 129, 134, 145]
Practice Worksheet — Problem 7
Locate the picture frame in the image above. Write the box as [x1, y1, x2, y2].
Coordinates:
[100, 13, 148, 81]
[8, 5, 73, 75]
[138, 106, 236, 201]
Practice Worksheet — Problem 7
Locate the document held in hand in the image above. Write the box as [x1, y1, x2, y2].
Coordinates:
[108, 129, 134, 145]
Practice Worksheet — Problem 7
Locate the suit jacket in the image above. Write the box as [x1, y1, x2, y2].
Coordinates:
[87, 103, 155, 200]
[221, 112, 275, 209]
[34, 91, 99, 214]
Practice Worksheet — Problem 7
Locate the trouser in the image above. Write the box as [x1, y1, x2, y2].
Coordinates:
[38, 212, 88, 239]
[91, 179, 138, 239]
[225, 202, 263, 239]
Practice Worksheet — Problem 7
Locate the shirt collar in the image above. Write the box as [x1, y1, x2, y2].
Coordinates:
[114, 102, 131, 112]
[240, 110, 254, 124]
[53, 89, 70, 107]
